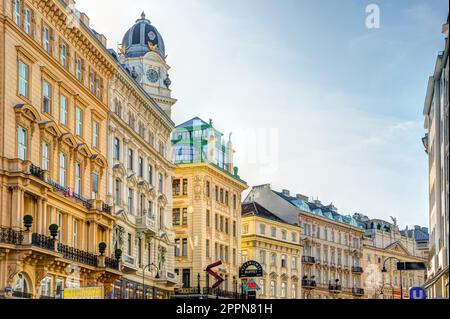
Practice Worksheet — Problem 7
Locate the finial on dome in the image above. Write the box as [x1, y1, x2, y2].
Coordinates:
[141, 11, 146, 19]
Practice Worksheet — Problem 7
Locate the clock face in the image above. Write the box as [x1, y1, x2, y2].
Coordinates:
[146, 69, 159, 83]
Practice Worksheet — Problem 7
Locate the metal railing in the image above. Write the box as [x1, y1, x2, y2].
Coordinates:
[352, 287, 365, 295]
[352, 266, 364, 273]
[328, 283, 342, 292]
[302, 279, 317, 288]
[105, 257, 120, 270]
[57, 243, 98, 267]
[29, 164, 45, 180]
[12, 291, 33, 299]
[32, 233, 54, 251]
[0, 227, 23, 245]
[302, 256, 316, 264]
[203, 287, 242, 299]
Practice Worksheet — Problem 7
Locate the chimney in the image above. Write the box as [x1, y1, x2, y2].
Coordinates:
[80, 12, 90, 28]
[282, 189, 290, 196]
[97, 34, 107, 47]
[296, 194, 309, 202]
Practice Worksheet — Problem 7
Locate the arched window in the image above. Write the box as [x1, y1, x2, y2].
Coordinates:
[13, 273, 30, 298]
[13, 0, 21, 26]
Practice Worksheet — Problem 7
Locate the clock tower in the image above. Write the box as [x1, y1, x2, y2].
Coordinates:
[120, 12, 176, 117]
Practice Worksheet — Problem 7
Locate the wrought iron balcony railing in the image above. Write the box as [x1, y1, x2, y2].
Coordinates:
[0, 227, 23, 245]
[328, 283, 342, 292]
[57, 243, 98, 267]
[352, 287, 365, 295]
[29, 164, 45, 181]
[32, 233, 54, 251]
[302, 279, 317, 288]
[352, 266, 364, 273]
[302, 256, 316, 264]
[105, 257, 120, 270]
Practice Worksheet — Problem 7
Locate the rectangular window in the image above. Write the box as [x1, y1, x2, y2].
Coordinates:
[59, 152, 66, 187]
[174, 239, 180, 256]
[60, 43, 67, 68]
[113, 138, 120, 161]
[74, 162, 81, 194]
[182, 239, 188, 257]
[148, 165, 153, 185]
[182, 179, 188, 195]
[128, 188, 133, 213]
[92, 121, 99, 148]
[42, 142, 49, 170]
[76, 58, 82, 81]
[173, 208, 180, 226]
[60, 95, 67, 126]
[42, 81, 52, 114]
[91, 173, 99, 200]
[206, 210, 210, 227]
[95, 78, 101, 98]
[172, 179, 180, 196]
[43, 26, 50, 52]
[75, 107, 83, 136]
[138, 157, 144, 178]
[24, 8, 32, 35]
[73, 220, 78, 248]
[206, 181, 210, 197]
[158, 173, 163, 193]
[17, 126, 27, 160]
[89, 73, 95, 93]
[127, 233, 132, 255]
[206, 239, 210, 257]
[182, 208, 188, 225]
[128, 149, 134, 171]
[18, 61, 29, 98]
[14, 0, 21, 26]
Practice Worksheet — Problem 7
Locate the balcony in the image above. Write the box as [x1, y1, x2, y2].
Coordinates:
[302, 279, 317, 289]
[57, 243, 98, 267]
[352, 266, 364, 273]
[0, 227, 23, 245]
[302, 256, 316, 264]
[329, 283, 342, 293]
[136, 213, 157, 234]
[203, 287, 242, 299]
[105, 257, 120, 270]
[174, 287, 201, 296]
[352, 287, 365, 296]
[29, 164, 46, 181]
[155, 271, 179, 286]
[32, 233, 54, 251]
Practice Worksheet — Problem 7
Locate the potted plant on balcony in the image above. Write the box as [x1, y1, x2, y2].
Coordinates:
[98, 242, 107, 256]
[23, 215, 33, 231]
[49, 224, 59, 239]
[114, 248, 122, 260]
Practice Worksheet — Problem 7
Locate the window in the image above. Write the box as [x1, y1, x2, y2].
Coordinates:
[74, 162, 81, 194]
[281, 282, 287, 298]
[17, 126, 27, 160]
[259, 224, 266, 235]
[14, 0, 21, 26]
[59, 152, 66, 187]
[233, 221, 236, 237]
[260, 251, 266, 264]
[60, 95, 67, 126]
[174, 239, 180, 256]
[182, 208, 188, 226]
[292, 257, 297, 269]
[113, 138, 120, 161]
[42, 142, 49, 170]
[128, 149, 134, 171]
[172, 179, 180, 196]
[281, 255, 287, 268]
[73, 220, 78, 248]
[158, 173, 163, 193]
[271, 227, 277, 237]
[205, 181, 210, 197]
[40, 277, 52, 298]
[270, 253, 277, 266]
[282, 230, 287, 240]
[60, 43, 67, 68]
[92, 121, 99, 148]
[148, 165, 153, 185]
[18, 61, 29, 98]
[42, 26, 50, 52]
[215, 186, 219, 201]
[42, 81, 52, 113]
[225, 218, 229, 234]
[291, 284, 297, 299]
[128, 188, 133, 213]
[75, 107, 83, 136]
[89, 73, 95, 93]
[182, 179, 188, 196]
[173, 208, 180, 226]
[233, 194, 237, 209]
[115, 179, 121, 205]
[91, 173, 99, 200]
[270, 281, 276, 297]
[127, 233, 132, 255]
[206, 210, 210, 227]
[225, 191, 229, 205]
[24, 8, 31, 35]
[215, 214, 219, 230]
[76, 58, 82, 81]
[260, 280, 265, 296]
[95, 78, 101, 98]
[206, 240, 210, 257]
[138, 157, 143, 177]
[292, 232, 297, 242]
[182, 239, 188, 257]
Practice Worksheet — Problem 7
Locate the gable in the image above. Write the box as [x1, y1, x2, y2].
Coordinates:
[385, 241, 411, 257]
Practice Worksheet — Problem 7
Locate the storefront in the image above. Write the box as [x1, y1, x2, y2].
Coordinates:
[112, 279, 171, 299]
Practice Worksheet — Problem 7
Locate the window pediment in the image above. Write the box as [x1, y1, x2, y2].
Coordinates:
[39, 120, 62, 138]
[14, 103, 41, 123]
[60, 132, 77, 148]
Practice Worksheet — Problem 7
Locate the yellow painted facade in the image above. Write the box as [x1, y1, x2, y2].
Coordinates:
[0, 0, 121, 299]
[241, 202, 303, 299]
[172, 162, 247, 295]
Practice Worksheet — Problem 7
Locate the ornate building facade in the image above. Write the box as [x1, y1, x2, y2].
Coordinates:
[0, 0, 121, 299]
[171, 117, 247, 298]
[422, 16, 449, 299]
[106, 13, 177, 299]
[354, 214, 428, 299]
[241, 202, 303, 299]
[244, 185, 365, 299]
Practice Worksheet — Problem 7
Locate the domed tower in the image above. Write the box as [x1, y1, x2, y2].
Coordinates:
[120, 12, 176, 117]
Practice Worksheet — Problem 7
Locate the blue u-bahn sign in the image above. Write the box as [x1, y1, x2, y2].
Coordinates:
[409, 287, 427, 300]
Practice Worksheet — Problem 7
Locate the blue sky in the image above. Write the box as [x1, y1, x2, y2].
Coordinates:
[77, 0, 448, 228]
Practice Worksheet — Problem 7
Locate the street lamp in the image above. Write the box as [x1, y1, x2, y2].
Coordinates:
[142, 263, 160, 300]
[381, 257, 403, 300]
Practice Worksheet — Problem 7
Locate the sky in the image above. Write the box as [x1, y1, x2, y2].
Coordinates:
[76, 0, 448, 228]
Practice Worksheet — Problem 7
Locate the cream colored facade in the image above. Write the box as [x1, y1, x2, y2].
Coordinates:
[244, 185, 365, 299]
[106, 62, 177, 298]
[0, 0, 121, 298]
[422, 17, 449, 299]
[241, 202, 303, 299]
